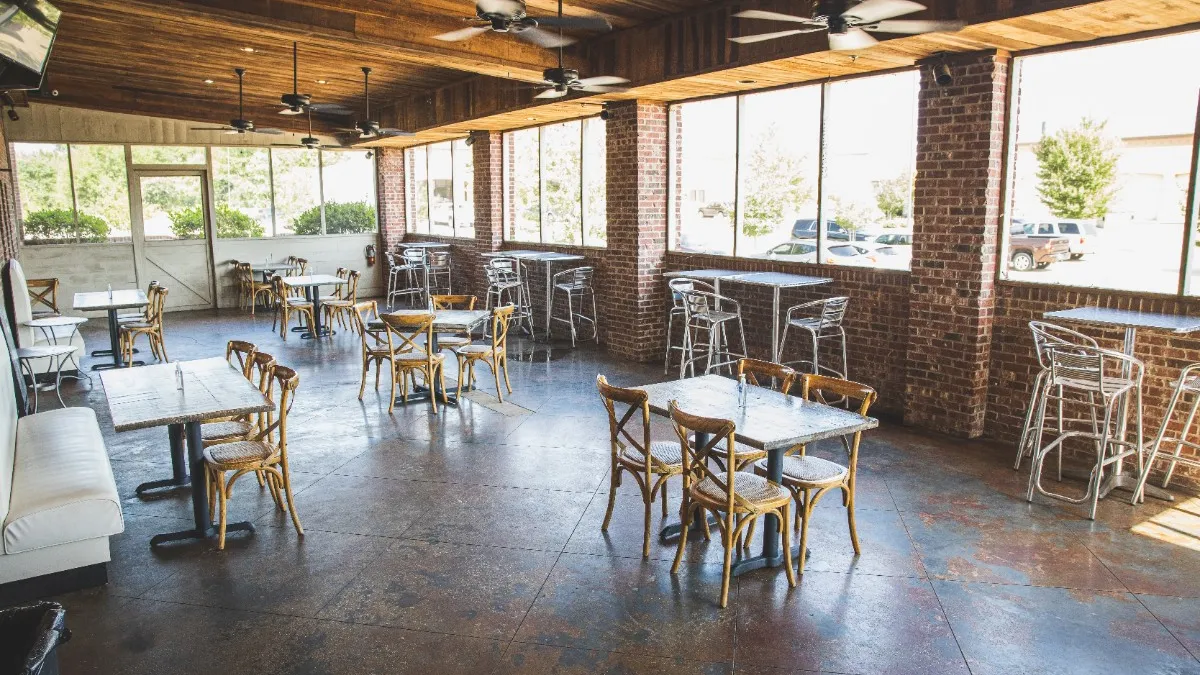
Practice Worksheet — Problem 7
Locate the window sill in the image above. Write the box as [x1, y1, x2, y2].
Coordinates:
[995, 278, 1189, 300]
[665, 250, 910, 275]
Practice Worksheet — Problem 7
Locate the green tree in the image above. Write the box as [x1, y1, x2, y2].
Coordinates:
[873, 171, 913, 219]
[22, 208, 109, 242]
[742, 125, 813, 239]
[169, 204, 263, 239]
[1033, 118, 1119, 219]
[829, 196, 874, 237]
[292, 201, 377, 235]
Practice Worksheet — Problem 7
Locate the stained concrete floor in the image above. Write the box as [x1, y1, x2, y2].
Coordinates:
[27, 308, 1200, 674]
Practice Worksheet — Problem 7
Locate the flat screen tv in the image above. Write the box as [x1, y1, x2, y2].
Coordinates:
[0, 1, 58, 90]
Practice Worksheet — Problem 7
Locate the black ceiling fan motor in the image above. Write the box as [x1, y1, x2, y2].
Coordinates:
[542, 67, 579, 84]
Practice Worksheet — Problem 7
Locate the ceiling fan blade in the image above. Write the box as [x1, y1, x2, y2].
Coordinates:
[189, 127, 231, 131]
[864, 18, 965, 34]
[379, 129, 416, 137]
[308, 102, 352, 114]
[829, 27, 879, 50]
[842, 0, 925, 24]
[576, 75, 629, 87]
[254, 128, 285, 135]
[515, 26, 574, 49]
[535, 88, 568, 99]
[433, 26, 490, 42]
[730, 29, 815, 44]
[224, 129, 244, 135]
[534, 15, 611, 31]
[478, 0, 524, 15]
[279, 108, 303, 115]
[577, 84, 629, 94]
[733, 10, 825, 26]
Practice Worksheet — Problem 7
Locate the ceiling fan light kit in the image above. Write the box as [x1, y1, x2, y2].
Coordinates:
[188, 67, 284, 136]
[730, 0, 965, 51]
[434, 0, 611, 50]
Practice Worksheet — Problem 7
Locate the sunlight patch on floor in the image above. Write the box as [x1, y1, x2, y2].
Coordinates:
[1132, 496, 1200, 553]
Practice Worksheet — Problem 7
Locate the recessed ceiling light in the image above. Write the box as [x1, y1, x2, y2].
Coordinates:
[203, 79, 214, 84]
[526, 116, 536, 121]
[315, 79, 328, 84]
[738, 79, 757, 84]
[241, 47, 256, 53]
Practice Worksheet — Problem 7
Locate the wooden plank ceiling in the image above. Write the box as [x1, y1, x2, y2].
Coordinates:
[24, 0, 1200, 144]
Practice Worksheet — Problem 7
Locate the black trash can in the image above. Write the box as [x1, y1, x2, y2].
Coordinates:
[0, 602, 69, 675]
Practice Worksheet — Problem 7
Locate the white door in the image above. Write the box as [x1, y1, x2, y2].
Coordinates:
[130, 171, 216, 311]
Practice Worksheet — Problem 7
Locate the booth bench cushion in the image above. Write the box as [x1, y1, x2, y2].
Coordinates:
[3, 407, 123, 555]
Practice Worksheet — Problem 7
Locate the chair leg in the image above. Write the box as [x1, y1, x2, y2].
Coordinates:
[216, 473, 229, 550]
[845, 484, 861, 555]
[280, 466, 304, 536]
[388, 364, 398, 414]
[492, 357, 504, 403]
[719, 512, 734, 608]
[661, 480, 668, 517]
[664, 310, 675, 374]
[642, 489, 653, 559]
[797, 489, 813, 574]
[501, 353, 512, 394]
[601, 466, 620, 531]
[1016, 369, 1049, 470]
[428, 366, 439, 415]
[780, 506, 797, 588]
[671, 501, 692, 574]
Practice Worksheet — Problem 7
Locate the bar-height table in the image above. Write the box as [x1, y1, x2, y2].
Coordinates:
[280, 275, 344, 338]
[1044, 306, 1200, 502]
[400, 241, 452, 251]
[73, 289, 148, 369]
[101, 357, 273, 546]
[635, 374, 877, 575]
[373, 308, 492, 405]
[482, 250, 587, 340]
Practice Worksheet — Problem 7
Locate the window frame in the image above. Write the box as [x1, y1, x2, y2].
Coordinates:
[405, 139, 475, 239]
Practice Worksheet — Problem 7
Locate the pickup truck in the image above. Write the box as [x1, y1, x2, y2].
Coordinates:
[1015, 219, 1098, 259]
[1009, 234, 1070, 271]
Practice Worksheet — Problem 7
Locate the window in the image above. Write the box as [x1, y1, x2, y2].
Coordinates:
[16, 143, 132, 244]
[428, 142, 454, 236]
[668, 72, 918, 269]
[270, 148, 321, 237]
[503, 117, 607, 246]
[410, 145, 429, 234]
[320, 150, 378, 235]
[130, 145, 205, 164]
[211, 147, 271, 238]
[453, 139, 475, 237]
[1003, 31, 1200, 295]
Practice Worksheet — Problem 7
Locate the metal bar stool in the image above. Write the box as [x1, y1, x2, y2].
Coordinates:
[664, 278, 694, 375]
[484, 257, 534, 337]
[1026, 343, 1144, 520]
[677, 286, 747, 378]
[548, 266, 598, 347]
[1014, 321, 1100, 471]
[1134, 363, 1200, 502]
[779, 296, 849, 380]
[388, 248, 428, 308]
[424, 250, 454, 298]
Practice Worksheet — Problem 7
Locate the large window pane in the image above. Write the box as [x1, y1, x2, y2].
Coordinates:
[671, 98, 737, 255]
[70, 144, 131, 242]
[453, 139, 475, 238]
[409, 146, 429, 233]
[428, 142, 454, 236]
[321, 150, 378, 234]
[130, 145, 205, 164]
[542, 121, 582, 245]
[738, 87, 821, 259]
[142, 175, 205, 241]
[1006, 32, 1200, 294]
[824, 72, 918, 270]
[15, 143, 78, 243]
[583, 117, 606, 246]
[211, 147, 270, 238]
[508, 128, 541, 242]
[271, 148, 321, 237]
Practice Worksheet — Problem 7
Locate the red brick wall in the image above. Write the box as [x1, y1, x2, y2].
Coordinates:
[905, 51, 1008, 438]
[375, 148, 406, 254]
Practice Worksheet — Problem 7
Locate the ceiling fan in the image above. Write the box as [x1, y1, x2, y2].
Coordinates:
[533, 0, 628, 99]
[334, 67, 414, 139]
[279, 42, 352, 117]
[729, 0, 965, 51]
[273, 108, 339, 150]
[434, 0, 610, 49]
[190, 68, 284, 135]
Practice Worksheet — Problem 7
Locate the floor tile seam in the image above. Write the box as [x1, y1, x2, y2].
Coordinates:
[1075, 536, 1136, 594]
[889, 505, 933, 580]
[319, 470, 606, 495]
[1128, 592, 1200, 665]
[309, 536, 398, 619]
[924, 576, 977, 675]
[278, 525, 573, 555]
[505, 638, 746, 672]
[928, 576, 1143, 595]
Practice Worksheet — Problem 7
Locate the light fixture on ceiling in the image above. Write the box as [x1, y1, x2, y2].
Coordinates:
[241, 47, 256, 53]
[526, 116, 536, 121]
[464, 133, 477, 147]
[738, 79, 757, 84]
[315, 79, 327, 84]
[203, 79, 214, 84]
[932, 53, 953, 87]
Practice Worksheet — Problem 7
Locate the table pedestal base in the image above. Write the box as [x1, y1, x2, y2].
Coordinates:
[1101, 473, 1175, 502]
[150, 521, 255, 547]
[92, 361, 144, 371]
[730, 545, 804, 576]
[135, 477, 191, 497]
[136, 422, 190, 497]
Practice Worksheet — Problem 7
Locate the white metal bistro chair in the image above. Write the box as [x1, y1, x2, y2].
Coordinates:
[1133, 363, 1200, 502]
[677, 286, 747, 378]
[664, 278, 696, 375]
[548, 266, 598, 347]
[484, 257, 534, 337]
[1014, 321, 1100, 471]
[779, 296, 849, 380]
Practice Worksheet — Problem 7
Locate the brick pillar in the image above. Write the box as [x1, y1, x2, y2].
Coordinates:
[604, 100, 668, 362]
[375, 147, 407, 252]
[905, 51, 1009, 437]
[469, 130, 504, 298]
[0, 136, 19, 260]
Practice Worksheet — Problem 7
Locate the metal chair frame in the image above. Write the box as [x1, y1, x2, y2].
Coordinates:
[387, 248, 428, 308]
[548, 266, 598, 347]
[677, 287, 748, 379]
[484, 257, 534, 337]
[779, 296, 850, 380]
[663, 278, 702, 374]
[1014, 321, 1101, 470]
[1133, 363, 1200, 502]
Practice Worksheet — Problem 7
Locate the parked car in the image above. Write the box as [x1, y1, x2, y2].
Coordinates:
[863, 243, 912, 269]
[791, 219, 874, 242]
[752, 241, 818, 263]
[825, 243, 874, 264]
[866, 230, 913, 246]
[1009, 234, 1070, 271]
[1019, 219, 1098, 259]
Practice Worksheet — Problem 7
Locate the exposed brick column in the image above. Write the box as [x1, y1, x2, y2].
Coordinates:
[0, 137, 19, 260]
[605, 100, 668, 362]
[468, 130, 504, 298]
[375, 147, 407, 253]
[905, 51, 1009, 437]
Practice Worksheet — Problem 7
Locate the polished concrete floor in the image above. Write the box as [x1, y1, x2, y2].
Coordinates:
[29, 308, 1200, 674]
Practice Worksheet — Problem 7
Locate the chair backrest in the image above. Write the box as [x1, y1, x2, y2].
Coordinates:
[402, 248, 427, 265]
[431, 294, 476, 310]
[380, 312, 435, 359]
[148, 286, 169, 325]
[1047, 343, 1142, 396]
[384, 251, 398, 268]
[259, 363, 299, 452]
[737, 358, 797, 394]
[335, 267, 348, 279]
[669, 401, 742, 512]
[294, 258, 310, 275]
[667, 278, 713, 309]
[26, 277, 58, 315]
[488, 257, 521, 284]
[489, 304, 516, 350]
[3, 258, 35, 348]
[554, 266, 593, 290]
[596, 374, 654, 467]
[1029, 320, 1098, 369]
[678, 287, 732, 319]
[428, 251, 452, 268]
[349, 300, 389, 353]
[271, 275, 287, 301]
[342, 270, 361, 303]
[226, 340, 257, 378]
[246, 351, 277, 434]
[799, 373, 876, 476]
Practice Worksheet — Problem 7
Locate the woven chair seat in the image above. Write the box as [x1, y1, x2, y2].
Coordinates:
[120, 321, 154, 331]
[778, 455, 848, 487]
[437, 336, 472, 348]
[695, 472, 789, 510]
[323, 299, 354, 308]
[619, 441, 683, 470]
[396, 351, 444, 363]
[202, 420, 253, 441]
[456, 344, 495, 356]
[286, 299, 313, 308]
[204, 440, 275, 468]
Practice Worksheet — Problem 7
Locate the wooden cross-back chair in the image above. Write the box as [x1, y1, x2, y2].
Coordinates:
[120, 285, 169, 365]
[453, 304, 514, 403]
[26, 278, 59, 316]
[380, 312, 447, 414]
[430, 294, 477, 353]
[202, 350, 276, 448]
[322, 270, 361, 330]
[350, 301, 408, 402]
[271, 275, 315, 341]
[669, 401, 796, 608]
[596, 375, 684, 558]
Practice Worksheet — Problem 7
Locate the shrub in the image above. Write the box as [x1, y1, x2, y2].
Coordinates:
[170, 205, 264, 239]
[22, 208, 109, 243]
[293, 201, 377, 235]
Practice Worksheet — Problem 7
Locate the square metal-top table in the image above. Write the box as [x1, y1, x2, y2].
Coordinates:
[374, 308, 492, 405]
[635, 374, 877, 575]
[73, 289, 149, 369]
[281, 274, 345, 338]
[102, 357, 273, 546]
[1045, 306, 1200, 502]
[247, 261, 299, 284]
